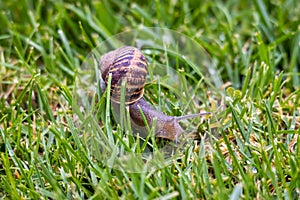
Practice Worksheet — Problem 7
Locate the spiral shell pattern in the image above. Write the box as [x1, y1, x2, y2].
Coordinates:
[101, 46, 148, 104]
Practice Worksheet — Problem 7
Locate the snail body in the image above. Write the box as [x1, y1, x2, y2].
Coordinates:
[100, 46, 209, 141]
[127, 98, 184, 140]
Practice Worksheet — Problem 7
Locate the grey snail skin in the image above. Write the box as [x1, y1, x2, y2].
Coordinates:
[99, 46, 210, 141]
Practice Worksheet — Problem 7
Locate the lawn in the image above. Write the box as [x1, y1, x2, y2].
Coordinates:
[0, 0, 299, 199]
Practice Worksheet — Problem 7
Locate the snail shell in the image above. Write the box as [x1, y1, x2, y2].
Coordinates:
[100, 46, 148, 104]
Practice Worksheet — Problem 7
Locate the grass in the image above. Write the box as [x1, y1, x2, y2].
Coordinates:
[0, 0, 299, 199]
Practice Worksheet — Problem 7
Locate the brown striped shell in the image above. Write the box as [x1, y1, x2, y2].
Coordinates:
[100, 46, 148, 104]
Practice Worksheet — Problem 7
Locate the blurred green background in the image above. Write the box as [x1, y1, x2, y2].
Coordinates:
[0, 0, 299, 199]
[1, 0, 299, 86]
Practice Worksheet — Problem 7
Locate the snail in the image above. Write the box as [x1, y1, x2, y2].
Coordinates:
[99, 46, 210, 141]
